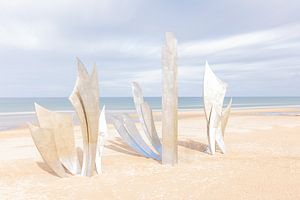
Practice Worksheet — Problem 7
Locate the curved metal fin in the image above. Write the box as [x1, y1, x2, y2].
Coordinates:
[132, 82, 162, 155]
[131, 82, 153, 142]
[221, 98, 232, 137]
[122, 114, 161, 160]
[215, 129, 226, 154]
[99, 105, 107, 134]
[28, 123, 67, 177]
[69, 58, 100, 177]
[96, 106, 107, 174]
[140, 102, 162, 155]
[111, 116, 151, 158]
[207, 106, 221, 155]
[34, 103, 81, 175]
[132, 82, 144, 105]
[203, 61, 227, 121]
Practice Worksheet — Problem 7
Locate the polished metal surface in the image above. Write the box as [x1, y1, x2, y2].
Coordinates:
[204, 62, 232, 155]
[132, 82, 162, 155]
[34, 103, 81, 174]
[69, 58, 100, 176]
[162, 32, 178, 165]
[28, 123, 68, 177]
[111, 114, 161, 160]
[96, 106, 107, 174]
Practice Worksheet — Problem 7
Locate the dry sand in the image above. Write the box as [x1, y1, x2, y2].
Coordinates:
[0, 107, 299, 199]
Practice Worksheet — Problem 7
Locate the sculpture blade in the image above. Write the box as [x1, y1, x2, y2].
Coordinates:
[76, 57, 90, 80]
[207, 106, 221, 155]
[203, 61, 227, 121]
[111, 116, 152, 158]
[203, 61, 232, 155]
[221, 98, 232, 137]
[99, 106, 107, 134]
[131, 82, 152, 141]
[132, 82, 162, 155]
[215, 129, 226, 154]
[140, 102, 162, 155]
[96, 106, 107, 174]
[132, 82, 145, 105]
[162, 32, 178, 165]
[122, 114, 161, 160]
[34, 103, 81, 175]
[69, 58, 100, 177]
[28, 123, 67, 177]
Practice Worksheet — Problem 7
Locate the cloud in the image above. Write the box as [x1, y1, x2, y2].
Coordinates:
[0, 1, 299, 97]
[179, 24, 300, 57]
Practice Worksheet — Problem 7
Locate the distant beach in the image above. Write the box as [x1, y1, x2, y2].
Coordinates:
[1, 97, 300, 113]
[0, 97, 299, 130]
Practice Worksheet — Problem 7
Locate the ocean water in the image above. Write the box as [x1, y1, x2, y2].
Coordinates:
[0, 97, 299, 130]
[0, 97, 300, 113]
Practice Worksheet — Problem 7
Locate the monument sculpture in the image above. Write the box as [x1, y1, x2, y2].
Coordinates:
[112, 32, 178, 164]
[162, 32, 178, 165]
[111, 83, 161, 161]
[69, 58, 100, 176]
[29, 59, 107, 177]
[203, 61, 232, 155]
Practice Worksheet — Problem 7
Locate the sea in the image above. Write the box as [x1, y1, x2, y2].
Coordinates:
[0, 97, 299, 130]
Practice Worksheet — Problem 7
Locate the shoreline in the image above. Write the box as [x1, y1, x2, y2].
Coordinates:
[0, 104, 299, 116]
[0, 106, 299, 132]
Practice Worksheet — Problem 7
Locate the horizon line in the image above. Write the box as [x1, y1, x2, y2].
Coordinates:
[0, 96, 300, 98]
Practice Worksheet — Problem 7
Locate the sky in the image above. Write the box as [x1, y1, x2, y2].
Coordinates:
[0, 0, 300, 97]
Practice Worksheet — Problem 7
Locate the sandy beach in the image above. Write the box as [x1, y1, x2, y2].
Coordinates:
[0, 107, 299, 199]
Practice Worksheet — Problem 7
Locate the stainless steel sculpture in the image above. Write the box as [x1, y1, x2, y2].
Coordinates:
[162, 32, 178, 165]
[132, 82, 162, 155]
[29, 58, 107, 177]
[203, 61, 232, 155]
[112, 114, 161, 160]
[69, 58, 100, 176]
[28, 123, 68, 177]
[111, 33, 178, 164]
[96, 106, 107, 174]
[111, 83, 161, 161]
[34, 103, 81, 175]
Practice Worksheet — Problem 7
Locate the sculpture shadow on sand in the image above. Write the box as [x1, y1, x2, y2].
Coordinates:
[105, 139, 143, 158]
[36, 162, 60, 177]
[178, 140, 208, 154]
